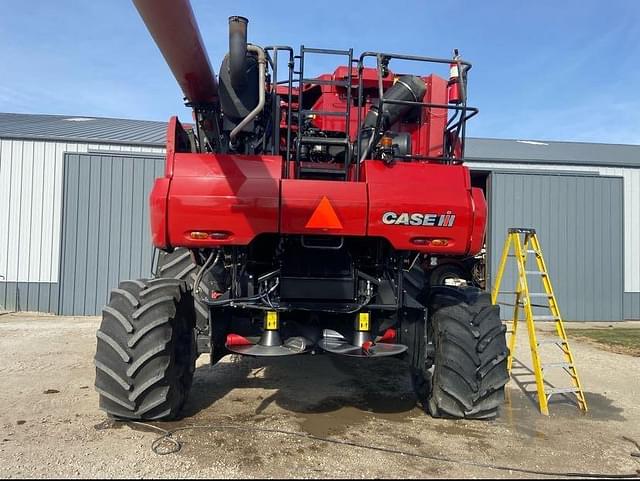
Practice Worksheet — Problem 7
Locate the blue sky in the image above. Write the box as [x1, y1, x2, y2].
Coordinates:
[1, 0, 639, 144]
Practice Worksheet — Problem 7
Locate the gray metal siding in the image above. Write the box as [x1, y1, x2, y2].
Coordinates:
[625, 293, 640, 320]
[0, 138, 163, 313]
[0, 282, 58, 313]
[489, 172, 624, 321]
[58, 153, 164, 315]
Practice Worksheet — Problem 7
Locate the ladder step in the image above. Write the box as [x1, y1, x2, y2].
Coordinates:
[546, 387, 580, 395]
[299, 168, 346, 177]
[299, 136, 350, 145]
[525, 270, 548, 275]
[532, 315, 559, 321]
[526, 250, 538, 254]
[542, 362, 572, 370]
[537, 339, 567, 346]
[529, 293, 552, 298]
[301, 110, 348, 117]
[302, 47, 351, 56]
[301, 78, 349, 87]
[498, 300, 551, 309]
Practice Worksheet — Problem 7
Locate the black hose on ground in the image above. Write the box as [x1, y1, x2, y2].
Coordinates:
[125, 421, 640, 478]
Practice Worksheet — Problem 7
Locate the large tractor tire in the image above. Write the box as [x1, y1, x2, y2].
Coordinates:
[94, 278, 196, 420]
[426, 286, 509, 419]
[428, 263, 467, 287]
[155, 249, 209, 325]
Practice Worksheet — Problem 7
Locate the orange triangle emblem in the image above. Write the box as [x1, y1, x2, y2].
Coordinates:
[305, 196, 343, 229]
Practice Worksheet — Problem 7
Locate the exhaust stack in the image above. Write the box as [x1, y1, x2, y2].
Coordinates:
[132, 0, 218, 105]
[228, 16, 249, 90]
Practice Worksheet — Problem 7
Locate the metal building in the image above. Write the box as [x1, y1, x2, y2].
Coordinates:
[1, 113, 638, 320]
[465, 139, 639, 320]
[0, 113, 166, 315]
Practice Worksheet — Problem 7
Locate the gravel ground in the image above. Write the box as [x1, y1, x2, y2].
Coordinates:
[1, 312, 639, 478]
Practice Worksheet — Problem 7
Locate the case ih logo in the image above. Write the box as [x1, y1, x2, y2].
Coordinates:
[382, 211, 456, 227]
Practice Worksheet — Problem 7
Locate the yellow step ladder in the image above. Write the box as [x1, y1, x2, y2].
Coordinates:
[491, 228, 587, 415]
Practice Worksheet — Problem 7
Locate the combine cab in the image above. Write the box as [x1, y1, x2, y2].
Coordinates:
[94, 0, 508, 421]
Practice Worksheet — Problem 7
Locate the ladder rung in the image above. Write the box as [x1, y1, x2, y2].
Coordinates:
[529, 293, 552, 298]
[537, 340, 567, 346]
[299, 136, 350, 145]
[526, 250, 538, 254]
[525, 270, 547, 275]
[301, 78, 349, 87]
[301, 110, 348, 117]
[299, 167, 347, 176]
[532, 315, 559, 321]
[302, 47, 351, 56]
[497, 301, 523, 307]
[546, 387, 579, 395]
[542, 362, 572, 369]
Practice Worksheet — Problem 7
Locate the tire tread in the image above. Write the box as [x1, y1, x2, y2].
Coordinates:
[94, 278, 195, 420]
[428, 286, 509, 420]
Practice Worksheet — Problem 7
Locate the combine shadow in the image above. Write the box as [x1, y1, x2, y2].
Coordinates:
[181, 353, 420, 423]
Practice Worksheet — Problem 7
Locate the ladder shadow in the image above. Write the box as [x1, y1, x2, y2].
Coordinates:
[509, 357, 580, 412]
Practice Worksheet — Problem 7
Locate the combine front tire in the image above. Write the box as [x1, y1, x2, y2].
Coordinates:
[427, 287, 509, 419]
[94, 278, 196, 420]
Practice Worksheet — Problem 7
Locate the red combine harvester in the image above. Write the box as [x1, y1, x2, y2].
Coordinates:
[94, 0, 508, 421]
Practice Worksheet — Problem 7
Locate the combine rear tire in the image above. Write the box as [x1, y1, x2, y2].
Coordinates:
[94, 278, 196, 420]
[155, 248, 209, 329]
[427, 286, 509, 419]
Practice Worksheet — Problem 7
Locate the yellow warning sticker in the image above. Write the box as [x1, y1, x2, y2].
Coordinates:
[358, 312, 370, 331]
[266, 311, 278, 330]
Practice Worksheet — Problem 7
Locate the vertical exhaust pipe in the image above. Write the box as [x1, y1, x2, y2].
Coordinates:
[228, 16, 248, 90]
[227, 16, 266, 142]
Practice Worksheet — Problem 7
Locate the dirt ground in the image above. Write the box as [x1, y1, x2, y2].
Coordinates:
[1, 313, 639, 479]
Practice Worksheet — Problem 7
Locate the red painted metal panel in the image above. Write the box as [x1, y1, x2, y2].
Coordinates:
[365, 160, 477, 254]
[280, 179, 367, 235]
[469, 187, 487, 255]
[161, 154, 282, 247]
[149, 178, 170, 248]
[424, 75, 448, 158]
[164, 116, 179, 177]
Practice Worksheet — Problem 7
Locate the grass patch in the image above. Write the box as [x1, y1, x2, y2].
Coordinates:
[567, 328, 640, 356]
